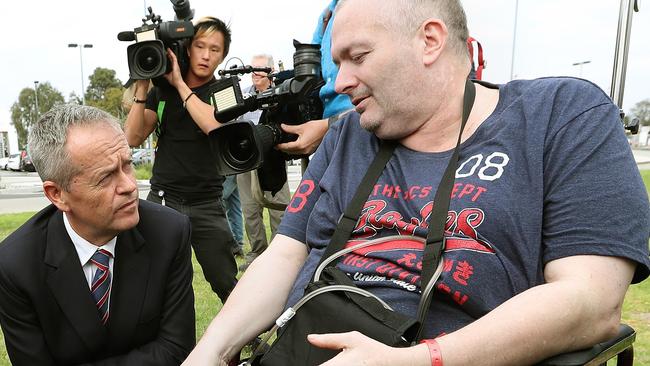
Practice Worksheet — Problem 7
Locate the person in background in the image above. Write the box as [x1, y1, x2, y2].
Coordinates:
[124, 16, 238, 303]
[0, 104, 195, 365]
[237, 54, 291, 271]
[222, 175, 245, 257]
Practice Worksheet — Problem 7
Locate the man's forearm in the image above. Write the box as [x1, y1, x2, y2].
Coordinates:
[184, 235, 308, 364]
[174, 82, 222, 135]
[124, 104, 149, 147]
[435, 255, 634, 365]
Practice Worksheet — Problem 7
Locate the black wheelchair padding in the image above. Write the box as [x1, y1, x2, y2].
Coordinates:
[536, 324, 635, 366]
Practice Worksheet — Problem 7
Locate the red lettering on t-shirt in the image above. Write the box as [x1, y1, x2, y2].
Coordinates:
[393, 185, 402, 199]
[452, 261, 474, 286]
[472, 187, 487, 202]
[382, 185, 394, 197]
[287, 180, 315, 213]
[457, 184, 475, 199]
[455, 208, 485, 240]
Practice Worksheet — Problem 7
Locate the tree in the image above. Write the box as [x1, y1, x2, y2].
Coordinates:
[85, 67, 126, 119]
[630, 99, 650, 126]
[68, 91, 82, 105]
[10, 82, 64, 149]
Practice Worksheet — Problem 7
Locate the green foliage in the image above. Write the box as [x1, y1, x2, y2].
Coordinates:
[630, 99, 650, 126]
[10, 82, 65, 149]
[84, 67, 126, 120]
[134, 163, 153, 180]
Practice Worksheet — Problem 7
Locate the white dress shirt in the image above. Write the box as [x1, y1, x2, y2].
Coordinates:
[63, 213, 116, 298]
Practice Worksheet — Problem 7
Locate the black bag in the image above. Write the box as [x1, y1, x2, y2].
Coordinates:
[255, 267, 419, 365]
[242, 80, 476, 366]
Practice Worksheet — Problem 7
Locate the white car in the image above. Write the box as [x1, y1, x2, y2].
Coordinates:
[0, 156, 9, 170]
[6, 154, 21, 171]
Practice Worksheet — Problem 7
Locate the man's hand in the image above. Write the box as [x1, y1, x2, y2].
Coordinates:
[164, 48, 185, 89]
[307, 331, 429, 366]
[276, 118, 329, 155]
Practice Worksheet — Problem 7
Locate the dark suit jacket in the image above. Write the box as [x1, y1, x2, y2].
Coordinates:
[0, 199, 195, 365]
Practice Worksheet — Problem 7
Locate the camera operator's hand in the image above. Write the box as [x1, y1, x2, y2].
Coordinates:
[164, 48, 185, 90]
[276, 118, 329, 155]
[307, 331, 430, 366]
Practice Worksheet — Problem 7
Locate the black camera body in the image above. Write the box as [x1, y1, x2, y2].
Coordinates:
[119, 0, 195, 82]
[208, 40, 324, 193]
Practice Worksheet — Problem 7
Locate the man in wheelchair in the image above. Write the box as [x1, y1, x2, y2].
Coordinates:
[183, 0, 650, 365]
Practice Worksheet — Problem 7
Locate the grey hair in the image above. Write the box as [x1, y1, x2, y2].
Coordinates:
[337, 0, 470, 59]
[27, 104, 122, 190]
[251, 54, 274, 68]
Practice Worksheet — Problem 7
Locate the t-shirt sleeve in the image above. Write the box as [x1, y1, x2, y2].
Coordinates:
[542, 88, 650, 283]
[277, 122, 341, 246]
[145, 87, 158, 112]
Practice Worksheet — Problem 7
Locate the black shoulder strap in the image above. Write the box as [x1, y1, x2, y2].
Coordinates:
[318, 139, 397, 265]
[415, 79, 475, 340]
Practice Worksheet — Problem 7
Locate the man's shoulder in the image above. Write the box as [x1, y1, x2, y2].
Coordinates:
[0, 205, 58, 255]
[0, 205, 59, 276]
[136, 199, 190, 236]
[503, 77, 611, 107]
[137, 199, 188, 224]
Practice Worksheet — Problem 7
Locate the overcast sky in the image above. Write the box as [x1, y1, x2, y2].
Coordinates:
[1, 0, 648, 153]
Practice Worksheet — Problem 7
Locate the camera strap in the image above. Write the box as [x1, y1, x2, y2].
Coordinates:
[316, 78, 476, 340]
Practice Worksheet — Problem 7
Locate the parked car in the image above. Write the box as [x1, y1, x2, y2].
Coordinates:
[6, 154, 21, 171]
[20, 150, 36, 172]
[132, 148, 154, 166]
[0, 156, 9, 170]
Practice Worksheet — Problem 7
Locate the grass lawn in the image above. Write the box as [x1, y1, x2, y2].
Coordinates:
[0, 172, 649, 365]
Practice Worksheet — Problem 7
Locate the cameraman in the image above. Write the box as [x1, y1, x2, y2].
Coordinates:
[275, 0, 353, 156]
[124, 16, 237, 303]
[236, 54, 291, 271]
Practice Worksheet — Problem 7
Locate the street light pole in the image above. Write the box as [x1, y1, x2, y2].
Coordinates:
[572, 60, 591, 78]
[67, 43, 94, 104]
[33, 81, 39, 121]
[510, 0, 520, 80]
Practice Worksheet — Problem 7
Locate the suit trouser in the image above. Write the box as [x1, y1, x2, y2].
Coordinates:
[237, 171, 291, 256]
[147, 191, 237, 302]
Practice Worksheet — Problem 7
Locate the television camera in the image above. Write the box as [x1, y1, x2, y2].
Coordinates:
[207, 40, 324, 193]
[117, 0, 195, 83]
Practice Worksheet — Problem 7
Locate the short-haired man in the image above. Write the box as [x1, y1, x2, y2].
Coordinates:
[125, 16, 238, 302]
[184, 0, 650, 365]
[0, 104, 195, 365]
[236, 53, 291, 271]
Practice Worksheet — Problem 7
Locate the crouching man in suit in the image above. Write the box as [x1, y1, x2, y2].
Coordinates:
[0, 104, 195, 365]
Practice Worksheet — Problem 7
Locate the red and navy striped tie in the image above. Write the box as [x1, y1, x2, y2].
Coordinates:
[90, 249, 112, 325]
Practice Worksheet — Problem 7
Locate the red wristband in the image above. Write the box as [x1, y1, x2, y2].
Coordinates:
[419, 339, 443, 366]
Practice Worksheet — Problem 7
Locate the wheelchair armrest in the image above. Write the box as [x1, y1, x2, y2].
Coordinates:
[536, 324, 635, 366]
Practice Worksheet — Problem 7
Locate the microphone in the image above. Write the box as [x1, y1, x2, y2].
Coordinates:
[117, 31, 136, 42]
[218, 66, 272, 76]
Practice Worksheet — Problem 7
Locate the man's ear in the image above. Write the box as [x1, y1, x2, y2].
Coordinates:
[43, 181, 69, 212]
[420, 18, 448, 66]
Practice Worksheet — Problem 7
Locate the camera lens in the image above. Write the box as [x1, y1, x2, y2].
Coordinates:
[136, 48, 161, 73]
[135, 45, 164, 74]
[127, 41, 167, 79]
[222, 126, 259, 170]
[293, 42, 321, 78]
[227, 138, 254, 164]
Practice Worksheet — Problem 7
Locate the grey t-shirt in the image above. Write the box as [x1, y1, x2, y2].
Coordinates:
[278, 77, 650, 338]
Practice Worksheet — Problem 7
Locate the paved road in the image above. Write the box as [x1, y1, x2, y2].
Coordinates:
[0, 165, 304, 214]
